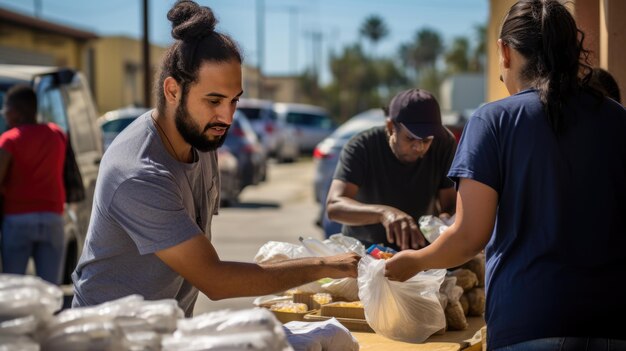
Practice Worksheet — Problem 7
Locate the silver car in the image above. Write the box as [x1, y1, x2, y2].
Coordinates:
[274, 102, 335, 154]
[236, 98, 299, 162]
[312, 108, 386, 236]
[98, 107, 150, 152]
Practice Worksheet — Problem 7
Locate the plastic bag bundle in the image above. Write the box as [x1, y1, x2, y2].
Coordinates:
[0, 334, 40, 351]
[254, 235, 365, 298]
[40, 294, 183, 351]
[283, 318, 359, 351]
[163, 308, 292, 351]
[358, 256, 446, 343]
[0, 274, 63, 342]
[162, 331, 282, 351]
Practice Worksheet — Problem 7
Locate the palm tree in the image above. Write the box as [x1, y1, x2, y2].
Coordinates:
[359, 15, 389, 56]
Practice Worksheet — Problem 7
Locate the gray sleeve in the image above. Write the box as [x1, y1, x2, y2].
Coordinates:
[109, 175, 201, 255]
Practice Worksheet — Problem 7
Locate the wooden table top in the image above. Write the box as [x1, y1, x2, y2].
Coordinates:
[353, 316, 485, 351]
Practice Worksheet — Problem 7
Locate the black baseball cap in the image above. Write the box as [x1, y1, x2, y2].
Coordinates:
[388, 89, 445, 139]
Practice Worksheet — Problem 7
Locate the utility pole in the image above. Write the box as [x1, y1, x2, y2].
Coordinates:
[306, 31, 323, 84]
[33, 0, 42, 18]
[142, 0, 151, 108]
[256, 0, 265, 99]
[286, 6, 299, 74]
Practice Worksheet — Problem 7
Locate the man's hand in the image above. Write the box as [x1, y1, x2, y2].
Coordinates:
[321, 252, 361, 279]
[381, 207, 426, 250]
[384, 250, 421, 282]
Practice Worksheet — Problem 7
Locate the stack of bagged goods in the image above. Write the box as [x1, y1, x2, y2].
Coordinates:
[437, 254, 486, 331]
[161, 308, 292, 351]
[40, 294, 183, 350]
[420, 215, 486, 330]
[0, 274, 63, 350]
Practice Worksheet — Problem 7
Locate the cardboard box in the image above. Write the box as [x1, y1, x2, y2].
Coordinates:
[271, 310, 313, 324]
[320, 301, 365, 320]
[304, 310, 374, 333]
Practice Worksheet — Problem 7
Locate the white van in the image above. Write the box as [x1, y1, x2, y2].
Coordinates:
[0, 64, 103, 284]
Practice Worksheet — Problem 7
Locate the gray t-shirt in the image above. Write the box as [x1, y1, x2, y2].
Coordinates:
[72, 111, 220, 316]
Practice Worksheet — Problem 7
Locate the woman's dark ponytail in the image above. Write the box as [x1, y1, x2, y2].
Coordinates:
[500, 0, 596, 134]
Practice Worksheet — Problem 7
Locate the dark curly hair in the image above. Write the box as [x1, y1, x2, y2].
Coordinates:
[499, 0, 600, 133]
[156, 0, 242, 114]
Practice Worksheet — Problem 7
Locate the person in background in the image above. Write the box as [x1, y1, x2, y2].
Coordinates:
[326, 88, 457, 251]
[590, 67, 621, 103]
[0, 85, 67, 284]
[385, 1, 626, 350]
[72, 0, 358, 317]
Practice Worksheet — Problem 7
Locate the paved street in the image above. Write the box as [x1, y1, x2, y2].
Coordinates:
[193, 159, 326, 315]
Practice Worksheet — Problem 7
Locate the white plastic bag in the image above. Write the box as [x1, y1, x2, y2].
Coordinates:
[357, 256, 446, 343]
[418, 215, 455, 244]
[165, 308, 292, 351]
[254, 235, 364, 297]
[283, 318, 359, 351]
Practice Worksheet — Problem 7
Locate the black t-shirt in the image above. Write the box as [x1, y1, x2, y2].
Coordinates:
[333, 126, 457, 247]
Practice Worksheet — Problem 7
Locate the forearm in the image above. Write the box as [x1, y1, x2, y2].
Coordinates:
[197, 257, 334, 300]
[412, 223, 484, 270]
[326, 197, 387, 226]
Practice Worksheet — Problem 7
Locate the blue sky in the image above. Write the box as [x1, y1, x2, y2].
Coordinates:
[0, 0, 488, 81]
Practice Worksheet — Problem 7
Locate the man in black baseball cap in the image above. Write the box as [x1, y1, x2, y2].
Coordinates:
[326, 88, 457, 251]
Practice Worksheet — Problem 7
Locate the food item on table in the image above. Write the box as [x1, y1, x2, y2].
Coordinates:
[378, 251, 395, 260]
[366, 244, 397, 260]
[312, 293, 332, 305]
[269, 302, 308, 313]
[451, 268, 478, 292]
[445, 300, 468, 331]
[466, 287, 486, 316]
[333, 301, 364, 308]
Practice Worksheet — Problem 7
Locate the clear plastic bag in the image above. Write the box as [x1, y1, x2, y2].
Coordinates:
[254, 235, 364, 297]
[166, 308, 292, 351]
[283, 318, 359, 351]
[358, 256, 446, 343]
[418, 215, 455, 244]
[40, 295, 183, 350]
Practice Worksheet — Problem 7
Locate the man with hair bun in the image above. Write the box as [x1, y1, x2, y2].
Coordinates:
[385, 0, 626, 349]
[72, 0, 359, 316]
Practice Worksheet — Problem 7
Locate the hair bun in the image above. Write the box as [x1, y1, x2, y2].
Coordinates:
[168, 0, 217, 41]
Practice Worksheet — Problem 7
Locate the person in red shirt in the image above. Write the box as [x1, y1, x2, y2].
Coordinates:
[0, 84, 67, 284]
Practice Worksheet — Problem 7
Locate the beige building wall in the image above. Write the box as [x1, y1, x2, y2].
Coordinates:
[487, 0, 625, 105]
[262, 76, 301, 103]
[0, 22, 90, 68]
[93, 36, 167, 114]
[0, 7, 97, 75]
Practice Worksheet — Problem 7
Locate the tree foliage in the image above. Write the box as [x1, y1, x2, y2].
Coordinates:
[297, 15, 486, 121]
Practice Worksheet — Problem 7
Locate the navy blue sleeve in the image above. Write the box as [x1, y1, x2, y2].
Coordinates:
[447, 116, 501, 194]
[438, 134, 457, 189]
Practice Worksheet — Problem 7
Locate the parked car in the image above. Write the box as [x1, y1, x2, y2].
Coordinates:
[97, 107, 242, 205]
[98, 106, 149, 152]
[0, 64, 103, 284]
[216, 146, 240, 206]
[236, 98, 299, 162]
[223, 110, 268, 190]
[312, 108, 386, 236]
[273, 102, 335, 154]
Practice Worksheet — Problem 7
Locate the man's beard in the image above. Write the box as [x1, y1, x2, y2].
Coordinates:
[174, 96, 230, 152]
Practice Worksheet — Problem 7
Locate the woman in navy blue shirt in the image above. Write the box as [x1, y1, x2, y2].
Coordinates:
[385, 1, 626, 350]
